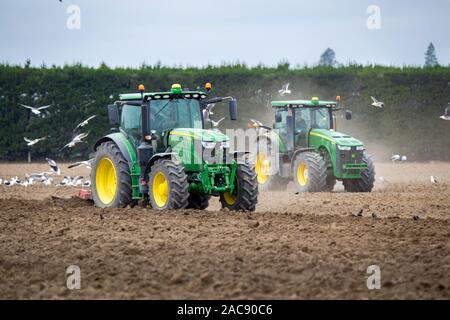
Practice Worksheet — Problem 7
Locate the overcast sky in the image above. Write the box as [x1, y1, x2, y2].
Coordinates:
[1, 0, 449, 68]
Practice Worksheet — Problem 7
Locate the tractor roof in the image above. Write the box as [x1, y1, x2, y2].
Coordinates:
[119, 91, 208, 101]
[271, 99, 338, 108]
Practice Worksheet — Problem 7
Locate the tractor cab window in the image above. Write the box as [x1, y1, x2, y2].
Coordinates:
[121, 104, 142, 145]
[150, 99, 202, 135]
[294, 108, 311, 148]
[312, 108, 331, 129]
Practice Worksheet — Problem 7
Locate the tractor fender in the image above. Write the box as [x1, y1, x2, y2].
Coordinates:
[93, 133, 134, 170]
[291, 148, 315, 168]
[144, 153, 176, 177]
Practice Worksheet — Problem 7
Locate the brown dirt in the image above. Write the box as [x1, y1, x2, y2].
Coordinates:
[0, 162, 449, 299]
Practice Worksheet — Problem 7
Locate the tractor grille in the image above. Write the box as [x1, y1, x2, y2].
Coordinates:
[336, 147, 364, 176]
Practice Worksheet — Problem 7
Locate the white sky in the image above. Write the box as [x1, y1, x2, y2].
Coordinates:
[0, 0, 449, 67]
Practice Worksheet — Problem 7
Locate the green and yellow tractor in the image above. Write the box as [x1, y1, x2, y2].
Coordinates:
[252, 97, 375, 192]
[91, 83, 258, 211]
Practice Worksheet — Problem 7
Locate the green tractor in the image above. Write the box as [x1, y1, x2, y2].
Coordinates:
[90, 83, 258, 211]
[252, 97, 375, 192]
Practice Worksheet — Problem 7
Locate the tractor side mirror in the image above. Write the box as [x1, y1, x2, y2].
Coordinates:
[108, 104, 120, 125]
[229, 99, 237, 121]
[345, 110, 352, 120]
[275, 113, 282, 123]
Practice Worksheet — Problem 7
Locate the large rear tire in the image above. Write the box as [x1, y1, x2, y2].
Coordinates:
[292, 152, 327, 192]
[148, 159, 189, 210]
[255, 139, 288, 191]
[220, 161, 258, 212]
[343, 153, 375, 193]
[91, 141, 132, 208]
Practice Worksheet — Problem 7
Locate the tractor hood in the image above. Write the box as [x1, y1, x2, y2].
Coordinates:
[169, 128, 229, 142]
[310, 129, 363, 147]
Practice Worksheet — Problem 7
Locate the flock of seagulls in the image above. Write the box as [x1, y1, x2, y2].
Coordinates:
[1, 158, 92, 188]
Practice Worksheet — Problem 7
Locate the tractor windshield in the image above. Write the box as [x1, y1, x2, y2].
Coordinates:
[150, 99, 203, 133]
[295, 107, 331, 130]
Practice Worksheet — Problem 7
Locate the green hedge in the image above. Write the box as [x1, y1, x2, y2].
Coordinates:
[0, 63, 449, 161]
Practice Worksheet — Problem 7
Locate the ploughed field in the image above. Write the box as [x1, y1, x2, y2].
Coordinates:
[0, 162, 449, 299]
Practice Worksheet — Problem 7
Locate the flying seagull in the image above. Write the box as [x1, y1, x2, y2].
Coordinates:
[61, 132, 89, 150]
[371, 96, 385, 108]
[46, 158, 61, 175]
[278, 83, 291, 96]
[430, 176, 438, 184]
[209, 117, 225, 128]
[68, 159, 93, 169]
[73, 115, 97, 132]
[19, 104, 52, 115]
[24, 136, 47, 146]
[439, 104, 450, 121]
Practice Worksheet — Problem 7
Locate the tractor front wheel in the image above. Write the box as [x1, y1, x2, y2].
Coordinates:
[148, 159, 189, 210]
[343, 153, 375, 193]
[220, 161, 258, 212]
[91, 142, 132, 208]
[292, 152, 327, 192]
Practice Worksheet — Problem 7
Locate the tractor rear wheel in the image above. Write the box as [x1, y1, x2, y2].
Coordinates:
[91, 141, 132, 208]
[343, 153, 375, 192]
[292, 152, 327, 192]
[148, 159, 189, 210]
[186, 193, 211, 210]
[255, 139, 288, 191]
[220, 161, 258, 212]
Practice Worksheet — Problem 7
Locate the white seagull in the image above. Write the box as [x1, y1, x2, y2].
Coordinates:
[430, 176, 438, 184]
[24, 136, 47, 146]
[278, 83, 291, 96]
[71, 176, 84, 186]
[19, 103, 52, 115]
[439, 104, 450, 121]
[57, 176, 72, 187]
[209, 117, 225, 128]
[61, 132, 89, 150]
[371, 96, 385, 108]
[73, 115, 97, 132]
[68, 159, 93, 170]
[46, 158, 61, 175]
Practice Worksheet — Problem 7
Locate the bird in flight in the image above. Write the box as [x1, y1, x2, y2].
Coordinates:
[209, 117, 225, 128]
[24, 136, 47, 146]
[46, 158, 61, 175]
[68, 159, 93, 170]
[19, 104, 52, 115]
[278, 83, 291, 96]
[439, 104, 450, 121]
[73, 115, 97, 132]
[370, 96, 385, 108]
[61, 132, 89, 150]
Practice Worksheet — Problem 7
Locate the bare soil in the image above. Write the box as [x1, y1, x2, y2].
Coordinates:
[0, 162, 449, 299]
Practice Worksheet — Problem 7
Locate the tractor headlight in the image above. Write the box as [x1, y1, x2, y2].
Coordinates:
[337, 145, 351, 151]
[356, 146, 365, 151]
[202, 141, 216, 149]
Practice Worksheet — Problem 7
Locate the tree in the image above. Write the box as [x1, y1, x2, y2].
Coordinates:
[319, 48, 337, 67]
[424, 42, 439, 67]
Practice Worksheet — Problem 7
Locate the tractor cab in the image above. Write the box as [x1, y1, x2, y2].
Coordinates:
[272, 97, 352, 151]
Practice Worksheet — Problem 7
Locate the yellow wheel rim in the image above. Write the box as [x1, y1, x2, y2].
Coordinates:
[297, 162, 308, 186]
[96, 157, 117, 205]
[255, 152, 270, 184]
[223, 192, 237, 205]
[152, 171, 169, 208]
